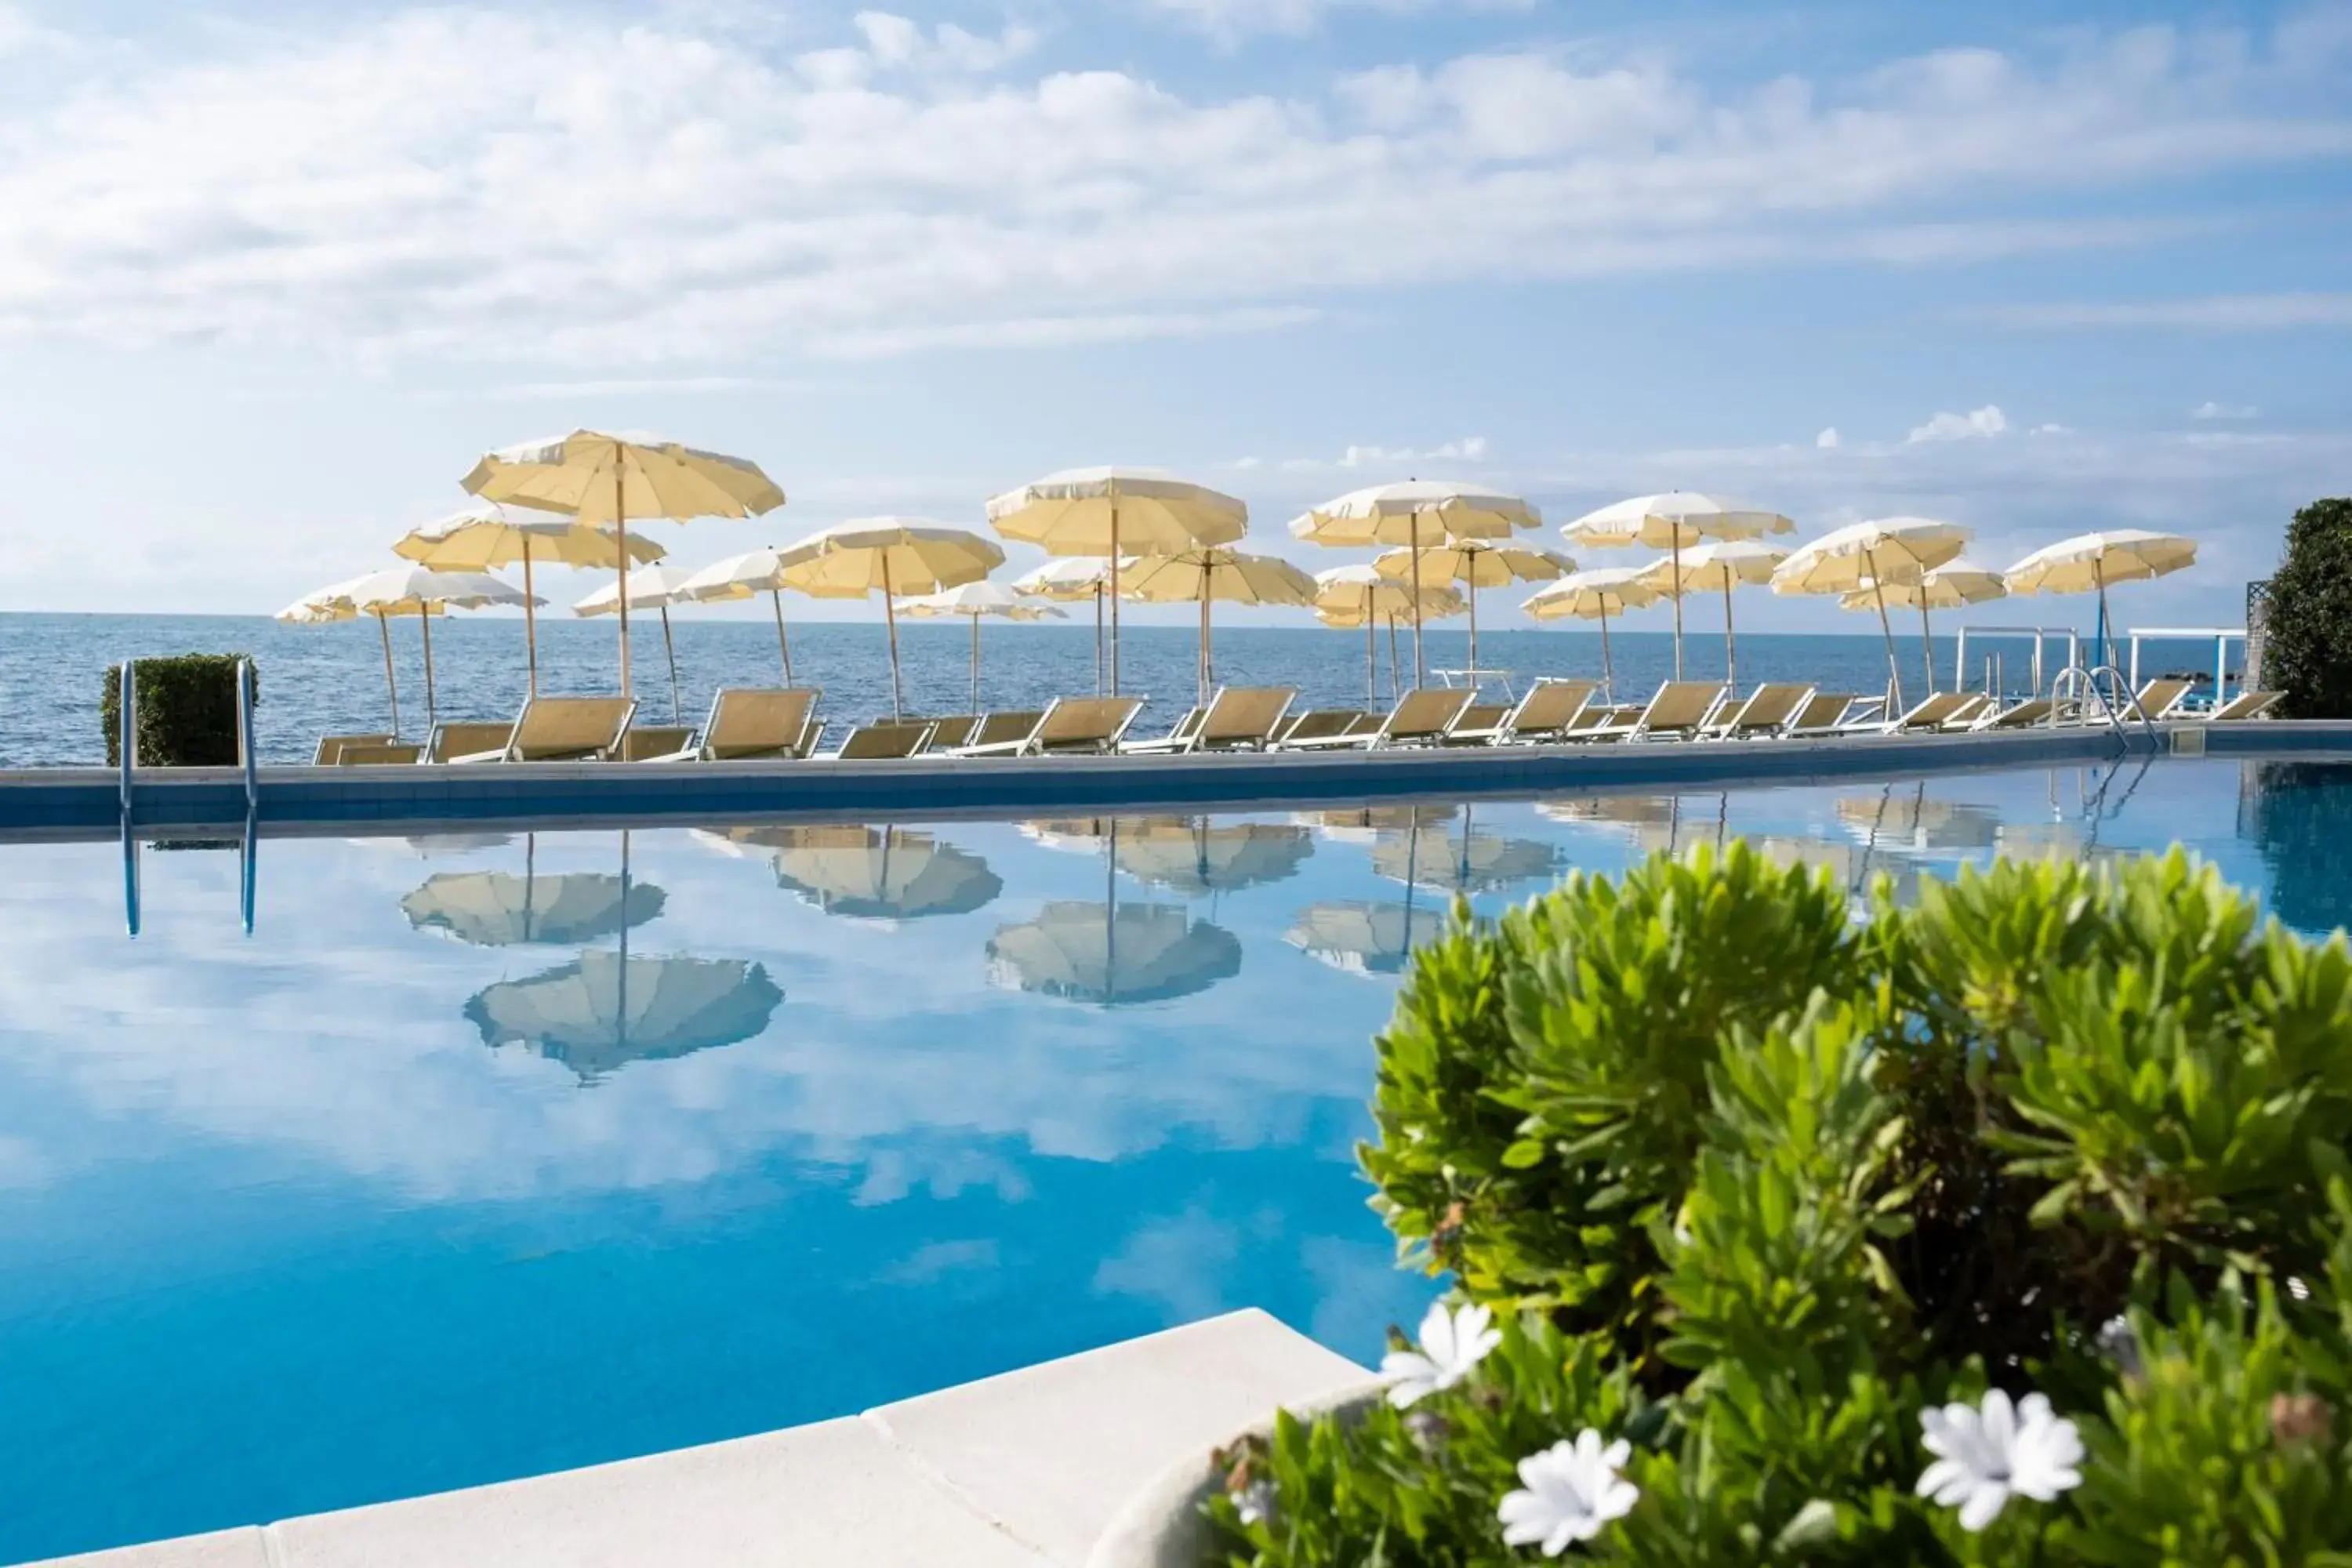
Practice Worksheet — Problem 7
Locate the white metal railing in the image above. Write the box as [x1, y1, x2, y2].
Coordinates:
[1952, 625, 2081, 698]
[2125, 626, 2245, 710]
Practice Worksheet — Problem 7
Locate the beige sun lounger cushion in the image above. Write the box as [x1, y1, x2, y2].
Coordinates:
[2132, 679, 2194, 720]
[2210, 689, 2285, 720]
[427, 722, 519, 764]
[1703, 682, 1816, 739]
[1192, 686, 1298, 750]
[619, 726, 695, 761]
[956, 697, 1145, 757]
[333, 742, 422, 766]
[1975, 697, 2057, 729]
[1784, 694, 1860, 737]
[920, 716, 982, 752]
[1276, 710, 1370, 745]
[1281, 688, 1475, 750]
[451, 696, 637, 763]
[833, 720, 936, 760]
[312, 733, 392, 766]
[1873, 691, 1980, 733]
[1573, 681, 1726, 742]
[1445, 680, 1601, 746]
[961, 710, 1044, 751]
[647, 687, 823, 762]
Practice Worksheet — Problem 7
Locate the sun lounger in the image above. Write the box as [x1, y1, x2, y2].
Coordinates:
[1939, 694, 1994, 729]
[919, 715, 982, 752]
[332, 742, 423, 765]
[832, 720, 936, 760]
[426, 722, 517, 764]
[2209, 689, 2285, 721]
[1127, 687, 1298, 753]
[450, 696, 637, 763]
[1127, 707, 1203, 753]
[641, 687, 822, 763]
[1783, 694, 1860, 738]
[954, 697, 1146, 757]
[312, 733, 392, 765]
[1701, 682, 1816, 739]
[619, 726, 695, 761]
[1275, 710, 1370, 746]
[2132, 678, 2194, 720]
[1443, 679, 1601, 746]
[1867, 691, 1981, 734]
[1576, 681, 1729, 742]
[959, 710, 1044, 752]
[1279, 688, 1475, 750]
[1973, 697, 2057, 729]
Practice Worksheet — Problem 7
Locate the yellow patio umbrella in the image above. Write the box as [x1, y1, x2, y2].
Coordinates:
[775, 518, 1004, 718]
[2004, 530, 2197, 670]
[1119, 546, 1316, 707]
[1772, 517, 1971, 710]
[1522, 565, 1662, 700]
[1013, 555, 1136, 695]
[670, 546, 811, 686]
[1313, 564, 1465, 706]
[987, 467, 1247, 698]
[897, 581, 1069, 713]
[1562, 494, 1795, 680]
[278, 567, 537, 737]
[462, 430, 785, 698]
[1637, 539, 1786, 694]
[1372, 537, 1570, 677]
[1291, 481, 1541, 686]
[1838, 558, 2008, 695]
[394, 502, 664, 696]
[574, 564, 698, 725]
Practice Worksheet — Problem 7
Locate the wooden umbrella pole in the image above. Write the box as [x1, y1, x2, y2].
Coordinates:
[1599, 604, 1613, 701]
[613, 452, 632, 699]
[1198, 559, 1212, 708]
[1363, 590, 1376, 707]
[1918, 597, 1936, 698]
[1671, 528, 1685, 681]
[881, 552, 904, 720]
[1467, 568, 1479, 677]
[521, 538, 539, 697]
[1722, 579, 1736, 696]
[771, 587, 793, 685]
[376, 608, 401, 738]
[970, 612, 980, 713]
[1869, 548, 1904, 713]
[1409, 511, 1425, 688]
[660, 604, 681, 724]
[419, 607, 437, 731]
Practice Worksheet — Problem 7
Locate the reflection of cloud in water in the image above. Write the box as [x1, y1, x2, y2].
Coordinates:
[986, 902, 1243, 1006]
[1092, 1204, 1248, 1324]
[465, 950, 785, 1081]
[1287, 901, 1439, 978]
[402, 871, 664, 946]
[1114, 818, 1312, 897]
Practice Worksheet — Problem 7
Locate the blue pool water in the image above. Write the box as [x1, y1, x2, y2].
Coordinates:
[2, 756, 2349, 1562]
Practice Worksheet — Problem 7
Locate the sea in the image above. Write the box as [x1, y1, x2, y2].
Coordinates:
[0, 610, 2132, 767]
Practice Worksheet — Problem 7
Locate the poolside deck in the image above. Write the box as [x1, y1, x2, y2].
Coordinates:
[5, 720, 2350, 845]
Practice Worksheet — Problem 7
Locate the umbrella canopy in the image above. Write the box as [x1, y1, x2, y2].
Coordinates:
[1523, 565, 1663, 699]
[898, 581, 1068, 714]
[463, 430, 785, 698]
[988, 467, 1247, 699]
[766, 825, 1003, 922]
[1637, 539, 1785, 693]
[985, 901, 1242, 1006]
[1773, 516, 1973, 709]
[1120, 547, 1316, 706]
[1563, 495, 1795, 679]
[1841, 559, 2008, 695]
[672, 546, 815, 685]
[574, 563, 698, 725]
[1292, 481, 1541, 686]
[1373, 538, 1569, 677]
[1013, 556, 1135, 696]
[1315, 564, 1465, 704]
[465, 949, 783, 1080]
[401, 870, 664, 946]
[1285, 900, 1432, 978]
[775, 519, 1005, 718]
[1112, 818, 1313, 897]
[279, 567, 536, 737]
[2005, 530, 2197, 670]
[395, 503, 665, 695]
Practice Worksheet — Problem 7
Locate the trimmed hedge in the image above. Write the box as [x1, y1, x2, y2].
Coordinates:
[100, 654, 255, 768]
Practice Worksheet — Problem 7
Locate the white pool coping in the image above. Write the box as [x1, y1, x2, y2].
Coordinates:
[24, 1310, 1377, 1568]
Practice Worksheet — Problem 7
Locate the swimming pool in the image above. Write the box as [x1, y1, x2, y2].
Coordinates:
[3, 755, 2349, 1563]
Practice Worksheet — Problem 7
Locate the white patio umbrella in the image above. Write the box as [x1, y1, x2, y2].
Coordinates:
[394, 503, 664, 696]
[775, 518, 1005, 717]
[671, 546, 809, 685]
[1313, 565, 1465, 706]
[1562, 495, 1795, 680]
[1838, 558, 2008, 695]
[1013, 555, 1134, 695]
[1638, 539, 1787, 694]
[1291, 481, 1541, 687]
[2005, 530, 2197, 670]
[1372, 537, 1570, 677]
[1119, 547, 1316, 707]
[1522, 565, 1662, 699]
[574, 564, 698, 725]
[463, 430, 785, 698]
[1772, 516, 1971, 710]
[897, 580, 1069, 713]
[278, 567, 537, 736]
[987, 467, 1247, 697]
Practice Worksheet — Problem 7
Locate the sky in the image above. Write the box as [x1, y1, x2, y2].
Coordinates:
[0, 0, 2347, 629]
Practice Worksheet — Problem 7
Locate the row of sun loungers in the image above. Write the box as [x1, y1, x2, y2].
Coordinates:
[312, 677, 2288, 768]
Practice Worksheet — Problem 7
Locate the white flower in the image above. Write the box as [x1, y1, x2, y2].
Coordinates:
[1233, 1480, 1275, 1527]
[1381, 1301, 1502, 1408]
[1916, 1389, 2084, 1533]
[1497, 1430, 1639, 1556]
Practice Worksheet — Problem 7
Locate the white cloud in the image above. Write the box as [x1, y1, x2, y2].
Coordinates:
[1816, 426, 1840, 449]
[1907, 405, 2009, 443]
[2031, 423, 2074, 435]
[1985, 292, 2352, 329]
[1332, 435, 1489, 468]
[2191, 400, 2259, 419]
[1145, 0, 1530, 45]
[0, 10, 2344, 363]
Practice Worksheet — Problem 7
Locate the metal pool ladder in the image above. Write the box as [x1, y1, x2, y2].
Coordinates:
[118, 658, 262, 937]
[2049, 663, 2158, 749]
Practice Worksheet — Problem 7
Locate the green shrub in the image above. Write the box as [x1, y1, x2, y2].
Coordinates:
[1209, 844, 2352, 1565]
[2263, 496, 2352, 719]
[100, 654, 256, 768]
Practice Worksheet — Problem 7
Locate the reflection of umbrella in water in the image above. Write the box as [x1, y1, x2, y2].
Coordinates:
[351, 833, 517, 858]
[1370, 813, 1561, 895]
[466, 948, 783, 1080]
[403, 869, 665, 946]
[768, 825, 1002, 921]
[987, 902, 1240, 1005]
[1020, 816, 1121, 855]
[1286, 900, 1435, 978]
[1835, 789, 2001, 851]
[1113, 818, 1312, 897]
[1290, 804, 1457, 845]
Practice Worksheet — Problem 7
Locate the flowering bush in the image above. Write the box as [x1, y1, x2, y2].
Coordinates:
[1204, 844, 2352, 1563]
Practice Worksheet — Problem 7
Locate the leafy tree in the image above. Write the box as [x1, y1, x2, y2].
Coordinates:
[2263, 496, 2352, 718]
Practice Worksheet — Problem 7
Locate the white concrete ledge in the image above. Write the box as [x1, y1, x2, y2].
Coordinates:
[23, 1311, 1373, 1568]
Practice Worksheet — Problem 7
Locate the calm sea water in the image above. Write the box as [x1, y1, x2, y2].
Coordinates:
[0, 757, 2347, 1562]
[2, 611, 2026, 765]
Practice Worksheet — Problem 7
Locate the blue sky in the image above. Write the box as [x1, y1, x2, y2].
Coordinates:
[0, 0, 2346, 628]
